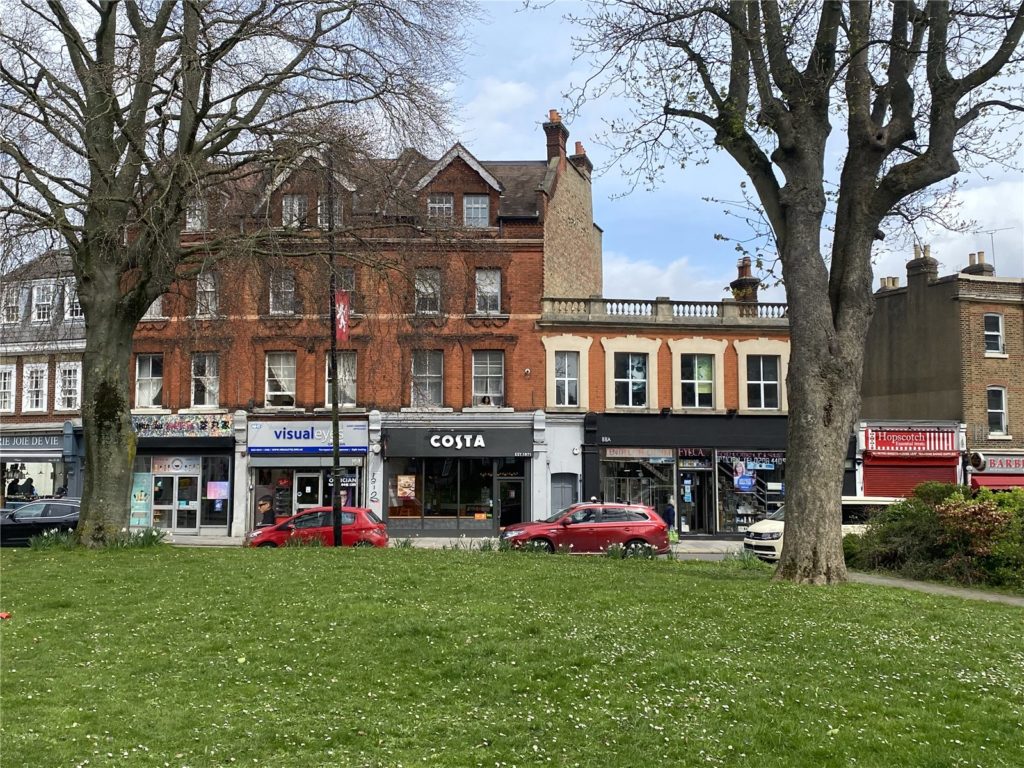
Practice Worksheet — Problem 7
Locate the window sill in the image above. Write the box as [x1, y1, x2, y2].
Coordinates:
[986, 434, 1014, 441]
[189, 314, 222, 321]
[131, 408, 172, 415]
[547, 405, 587, 413]
[674, 408, 724, 415]
[253, 407, 304, 415]
[180, 407, 228, 415]
[54, 407, 81, 413]
[139, 317, 168, 322]
[400, 407, 453, 413]
[984, 352, 1009, 359]
[462, 406, 514, 413]
[313, 406, 366, 414]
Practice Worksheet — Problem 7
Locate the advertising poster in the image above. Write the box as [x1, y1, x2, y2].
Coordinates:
[130, 473, 153, 527]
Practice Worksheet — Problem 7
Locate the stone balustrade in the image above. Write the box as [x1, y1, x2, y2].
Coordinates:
[540, 296, 788, 325]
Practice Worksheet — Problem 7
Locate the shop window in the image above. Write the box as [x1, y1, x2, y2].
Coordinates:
[64, 281, 83, 320]
[414, 268, 441, 314]
[463, 194, 489, 228]
[265, 352, 296, 407]
[325, 351, 357, 406]
[987, 387, 1008, 435]
[135, 354, 163, 408]
[746, 355, 780, 409]
[680, 354, 714, 409]
[142, 295, 165, 320]
[56, 362, 81, 411]
[475, 268, 501, 314]
[318, 194, 342, 230]
[269, 269, 295, 315]
[472, 350, 504, 406]
[613, 352, 648, 407]
[427, 192, 453, 221]
[411, 350, 443, 407]
[984, 313, 1004, 354]
[184, 198, 208, 232]
[192, 353, 220, 408]
[194, 272, 218, 317]
[0, 365, 16, 412]
[554, 351, 579, 407]
[1, 285, 20, 324]
[281, 193, 307, 228]
[200, 456, 231, 528]
[31, 283, 53, 323]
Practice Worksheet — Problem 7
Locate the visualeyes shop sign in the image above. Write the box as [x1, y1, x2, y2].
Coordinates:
[248, 420, 368, 455]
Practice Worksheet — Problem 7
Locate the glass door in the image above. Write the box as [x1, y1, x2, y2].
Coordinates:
[497, 480, 523, 527]
[174, 475, 200, 532]
[151, 475, 174, 529]
[294, 473, 322, 513]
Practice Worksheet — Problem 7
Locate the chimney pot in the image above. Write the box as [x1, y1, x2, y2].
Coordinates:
[969, 253, 977, 266]
[977, 250, 985, 264]
[574, 141, 585, 155]
[548, 109, 561, 123]
[880, 277, 888, 290]
[913, 244, 921, 259]
[924, 244, 931, 258]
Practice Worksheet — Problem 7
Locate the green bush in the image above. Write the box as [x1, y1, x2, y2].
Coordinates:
[28, 528, 78, 550]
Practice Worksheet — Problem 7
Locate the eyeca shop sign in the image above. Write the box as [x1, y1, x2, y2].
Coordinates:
[248, 420, 369, 455]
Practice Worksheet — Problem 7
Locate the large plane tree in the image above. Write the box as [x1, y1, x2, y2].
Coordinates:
[568, 0, 1023, 583]
[0, 0, 472, 545]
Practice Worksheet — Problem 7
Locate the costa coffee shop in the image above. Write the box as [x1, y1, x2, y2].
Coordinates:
[857, 421, 965, 497]
[967, 451, 1024, 491]
[382, 415, 534, 534]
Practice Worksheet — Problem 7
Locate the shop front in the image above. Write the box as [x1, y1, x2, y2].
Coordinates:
[131, 414, 235, 535]
[583, 413, 788, 536]
[858, 422, 965, 497]
[1, 421, 82, 504]
[246, 418, 368, 529]
[383, 422, 533, 534]
[967, 451, 1024, 491]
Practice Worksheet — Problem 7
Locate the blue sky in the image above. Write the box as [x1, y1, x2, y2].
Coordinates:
[452, 0, 1024, 301]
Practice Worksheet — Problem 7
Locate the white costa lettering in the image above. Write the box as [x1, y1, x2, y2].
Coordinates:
[429, 433, 486, 450]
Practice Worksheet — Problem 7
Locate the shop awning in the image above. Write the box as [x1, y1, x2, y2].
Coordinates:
[970, 474, 1024, 490]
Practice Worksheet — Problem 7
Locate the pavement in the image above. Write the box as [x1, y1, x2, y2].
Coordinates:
[166, 534, 1024, 606]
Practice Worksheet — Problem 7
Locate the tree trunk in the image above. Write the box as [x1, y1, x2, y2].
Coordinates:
[774, 225, 870, 585]
[78, 289, 138, 546]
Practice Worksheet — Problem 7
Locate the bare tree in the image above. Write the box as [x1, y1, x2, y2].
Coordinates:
[0, 0, 474, 545]
[567, 0, 1024, 583]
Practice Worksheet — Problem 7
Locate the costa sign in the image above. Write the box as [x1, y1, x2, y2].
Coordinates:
[430, 433, 486, 450]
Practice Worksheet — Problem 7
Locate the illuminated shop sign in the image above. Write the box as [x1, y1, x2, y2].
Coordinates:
[248, 420, 369, 455]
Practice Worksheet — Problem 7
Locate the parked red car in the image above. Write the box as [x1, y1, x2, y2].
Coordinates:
[244, 507, 388, 548]
[499, 502, 670, 555]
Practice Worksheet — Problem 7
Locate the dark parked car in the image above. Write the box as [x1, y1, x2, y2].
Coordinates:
[499, 502, 670, 555]
[243, 506, 389, 548]
[0, 500, 81, 546]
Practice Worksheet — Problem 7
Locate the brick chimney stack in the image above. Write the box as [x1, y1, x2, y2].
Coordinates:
[543, 109, 569, 168]
[730, 256, 760, 302]
[569, 139, 593, 177]
[961, 249, 995, 276]
[907, 243, 938, 289]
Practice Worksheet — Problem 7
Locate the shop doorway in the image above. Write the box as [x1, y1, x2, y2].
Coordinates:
[294, 473, 322, 513]
[497, 480, 523, 527]
[678, 471, 714, 533]
[151, 474, 200, 533]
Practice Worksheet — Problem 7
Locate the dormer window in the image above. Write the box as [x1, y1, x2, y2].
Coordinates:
[185, 198, 208, 232]
[427, 193, 453, 221]
[464, 194, 489, 227]
[31, 284, 53, 322]
[282, 194, 307, 228]
[1, 286, 19, 324]
[64, 281, 84, 320]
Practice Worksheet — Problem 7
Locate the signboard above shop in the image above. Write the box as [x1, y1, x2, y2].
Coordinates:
[133, 414, 233, 439]
[386, 426, 532, 458]
[863, 426, 960, 456]
[248, 420, 369, 455]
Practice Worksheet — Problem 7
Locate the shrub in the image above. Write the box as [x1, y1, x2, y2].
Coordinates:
[28, 528, 77, 550]
[934, 496, 1012, 584]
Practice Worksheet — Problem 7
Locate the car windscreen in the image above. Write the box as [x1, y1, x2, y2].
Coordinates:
[767, 506, 785, 521]
[365, 510, 384, 525]
[543, 506, 573, 523]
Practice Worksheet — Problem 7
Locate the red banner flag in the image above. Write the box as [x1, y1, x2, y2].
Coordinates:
[335, 289, 350, 342]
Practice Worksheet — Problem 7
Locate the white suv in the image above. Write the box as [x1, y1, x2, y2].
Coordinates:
[742, 500, 891, 561]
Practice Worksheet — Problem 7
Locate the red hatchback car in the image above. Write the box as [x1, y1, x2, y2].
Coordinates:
[244, 507, 389, 548]
[499, 502, 670, 555]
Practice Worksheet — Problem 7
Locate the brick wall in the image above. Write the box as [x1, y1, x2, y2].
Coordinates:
[542, 159, 602, 298]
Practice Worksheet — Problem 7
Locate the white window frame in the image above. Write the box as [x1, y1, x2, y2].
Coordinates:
[601, 337, 662, 411]
[185, 198, 208, 232]
[63, 280, 84, 321]
[324, 351, 357, 407]
[191, 353, 220, 408]
[987, 386, 1008, 436]
[554, 350, 580, 407]
[31, 283, 53, 323]
[23, 363, 49, 412]
[337, 266, 356, 313]
[55, 362, 82, 412]
[269, 269, 296, 315]
[472, 350, 504, 406]
[318, 194, 341, 230]
[668, 338, 728, 412]
[475, 268, 501, 314]
[281, 193, 307, 228]
[265, 352, 297, 408]
[984, 313, 1005, 355]
[0, 365, 15, 413]
[135, 354, 163, 408]
[543, 335, 593, 410]
[734, 338, 790, 413]
[1, 285, 19, 324]
[411, 350, 443, 407]
[414, 268, 441, 315]
[463, 194, 489, 228]
[680, 353, 715, 409]
[427, 193, 454, 221]
[194, 272, 218, 318]
[613, 352, 649, 408]
[142, 295, 165, 320]
[746, 355, 781, 410]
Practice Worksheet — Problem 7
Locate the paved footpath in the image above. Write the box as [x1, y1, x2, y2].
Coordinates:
[847, 571, 1024, 607]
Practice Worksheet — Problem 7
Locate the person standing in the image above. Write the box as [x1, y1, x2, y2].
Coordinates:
[661, 497, 676, 529]
[20, 477, 35, 499]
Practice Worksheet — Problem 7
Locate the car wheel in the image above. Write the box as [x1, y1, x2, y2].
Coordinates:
[531, 538, 555, 553]
[257, 541, 277, 548]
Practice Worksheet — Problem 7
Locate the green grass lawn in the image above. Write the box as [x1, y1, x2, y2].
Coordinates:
[1, 548, 1021, 767]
